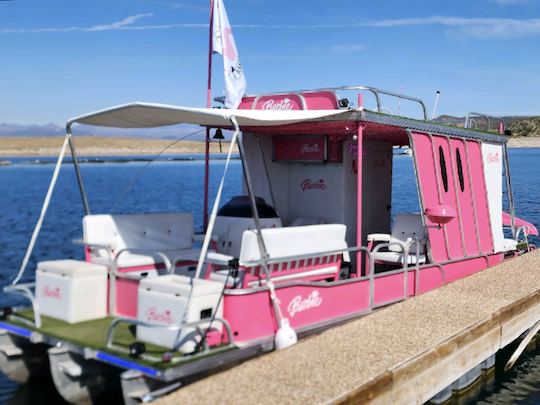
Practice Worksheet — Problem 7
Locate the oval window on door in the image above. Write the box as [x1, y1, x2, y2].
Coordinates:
[438, 146, 449, 193]
[456, 149, 465, 192]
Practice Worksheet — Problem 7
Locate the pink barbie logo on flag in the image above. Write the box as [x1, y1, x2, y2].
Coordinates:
[212, 0, 247, 108]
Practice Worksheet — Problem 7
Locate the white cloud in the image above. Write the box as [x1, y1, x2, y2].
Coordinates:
[360, 16, 540, 39]
[0, 13, 157, 33]
[2, 14, 540, 40]
[87, 13, 154, 32]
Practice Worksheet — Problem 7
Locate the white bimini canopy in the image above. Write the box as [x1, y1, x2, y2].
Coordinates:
[67, 102, 355, 129]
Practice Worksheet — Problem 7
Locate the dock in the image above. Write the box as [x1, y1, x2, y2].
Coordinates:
[157, 250, 540, 404]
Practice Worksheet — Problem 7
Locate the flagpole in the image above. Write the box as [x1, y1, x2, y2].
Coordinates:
[203, 0, 215, 231]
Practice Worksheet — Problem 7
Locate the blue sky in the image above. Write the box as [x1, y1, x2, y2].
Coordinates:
[0, 0, 539, 125]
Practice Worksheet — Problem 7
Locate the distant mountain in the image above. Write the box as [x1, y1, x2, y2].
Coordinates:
[433, 115, 540, 137]
[0, 123, 64, 137]
[0, 123, 208, 141]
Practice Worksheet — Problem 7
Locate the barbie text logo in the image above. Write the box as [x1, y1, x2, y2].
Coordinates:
[261, 98, 294, 111]
[287, 291, 322, 318]
[487, 152, 500, 163]
[42, 286, 61, 299]
[146, 307, 174, 324]
[301, 178, 327, 191]
[300, 144, 321, 154]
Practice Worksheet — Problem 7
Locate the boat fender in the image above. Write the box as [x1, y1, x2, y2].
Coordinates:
[275, 319, 297, 350]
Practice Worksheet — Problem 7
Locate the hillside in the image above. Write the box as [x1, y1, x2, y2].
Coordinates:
[507, 118, 540, 138]
[434, 115, 540, 137]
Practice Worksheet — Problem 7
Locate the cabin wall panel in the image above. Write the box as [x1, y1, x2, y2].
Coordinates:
[286, 164, 344, 224]
[410, 132, 449, 262]
[453, 140, 480, 256]
[433, 136, 465, 259]
[467, 141, 494, 253]
[482, 142, 504, 253]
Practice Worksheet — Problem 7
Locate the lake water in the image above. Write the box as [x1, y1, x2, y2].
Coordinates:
[0, 149, 538, 404]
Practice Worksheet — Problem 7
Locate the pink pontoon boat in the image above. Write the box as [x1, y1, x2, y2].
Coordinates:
[0, 86, 537, 403]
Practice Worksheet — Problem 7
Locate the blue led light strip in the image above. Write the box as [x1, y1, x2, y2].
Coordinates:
[95, 351, 161, 378]
[0, 322, 32, 338]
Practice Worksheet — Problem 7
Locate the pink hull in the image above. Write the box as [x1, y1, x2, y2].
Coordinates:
[224, 253, 504, 345]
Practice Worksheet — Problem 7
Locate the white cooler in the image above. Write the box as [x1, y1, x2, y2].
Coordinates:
[36, 259, 108, 323]
[136, 275, 224, 352]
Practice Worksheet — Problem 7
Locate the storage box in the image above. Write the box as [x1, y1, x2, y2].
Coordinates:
[136, 275, 223, 352]
[36, 260, 108, 323]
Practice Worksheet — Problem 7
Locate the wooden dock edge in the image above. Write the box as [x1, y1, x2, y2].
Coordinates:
[334, 290, 540, 404]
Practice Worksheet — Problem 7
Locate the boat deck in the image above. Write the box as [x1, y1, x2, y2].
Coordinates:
[156, 250, 540, 404]
[3, 312, 231, 371]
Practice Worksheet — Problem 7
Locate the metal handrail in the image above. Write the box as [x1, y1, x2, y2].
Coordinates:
[219, 84, 428, 121]
[464, 112, 505, 132]
[113, 249, 174, 277]
[3, 283, 42, 328]
[336, 85, 428, 120]
[105, 317, 234, 355]
[370, 240, 411, 305]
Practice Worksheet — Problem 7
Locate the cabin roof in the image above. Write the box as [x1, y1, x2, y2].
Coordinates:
[67, 102, 508, 144]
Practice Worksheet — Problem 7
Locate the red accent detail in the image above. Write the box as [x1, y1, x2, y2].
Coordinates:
[327, 139, 343, 163]
[238, 96, 256, 110]
[273, 136, 326, 162]
[238, 91, 339, 111]
[302, 91, 339, 110]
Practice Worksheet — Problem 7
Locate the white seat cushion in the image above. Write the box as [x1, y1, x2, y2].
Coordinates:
[371, 251, 426, 265]
[239, 224, 347, 265]
[83, 213, 199, 268]
[37, 259, 107, 278]
[389, 213, 425, 254]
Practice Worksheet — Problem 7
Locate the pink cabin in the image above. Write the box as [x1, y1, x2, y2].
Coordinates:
[32, 85, 536, 353]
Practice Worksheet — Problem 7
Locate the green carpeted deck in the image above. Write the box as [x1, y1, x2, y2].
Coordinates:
[7, 310, 233, 369]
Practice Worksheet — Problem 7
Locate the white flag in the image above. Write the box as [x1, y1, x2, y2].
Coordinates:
[212, 0, 247, 109]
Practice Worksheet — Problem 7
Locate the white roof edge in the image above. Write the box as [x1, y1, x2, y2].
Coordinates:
[66, 102, 353, 130]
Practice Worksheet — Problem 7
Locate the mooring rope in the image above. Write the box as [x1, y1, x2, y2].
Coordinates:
[111, 128, 205, 212]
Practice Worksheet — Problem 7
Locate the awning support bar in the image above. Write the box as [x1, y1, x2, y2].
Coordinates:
[9, 133, 70, 286]
[67, 124, 91, 216]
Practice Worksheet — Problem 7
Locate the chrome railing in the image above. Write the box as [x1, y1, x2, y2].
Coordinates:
[465, 112, 505, 132]
[105, 317, 234, 362]
[217, 85, 429, 121]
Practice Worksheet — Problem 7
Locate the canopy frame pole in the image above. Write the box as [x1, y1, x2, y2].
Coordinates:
[67, 124, 91, 215]
[236, 127, 288, 329]
[193, 117, 240, 282]
[203, 0, 215, 230]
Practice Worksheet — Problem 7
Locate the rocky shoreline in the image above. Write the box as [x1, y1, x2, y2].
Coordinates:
[0, 136, 538, 159]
